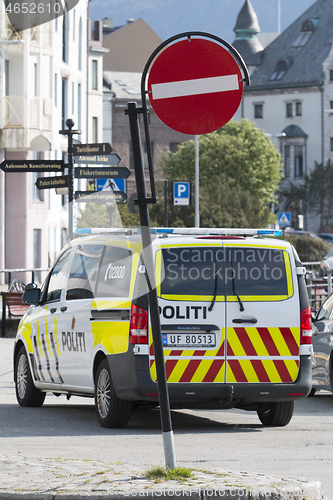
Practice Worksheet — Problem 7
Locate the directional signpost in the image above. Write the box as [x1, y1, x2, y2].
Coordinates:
[75, 190, 127, 204]
[0, 160, 64, 173]
[35, 175, 69, 190]
[73, 142, 112, 155]
[73, 153, 121, 166]
[74, 166, 130, 179]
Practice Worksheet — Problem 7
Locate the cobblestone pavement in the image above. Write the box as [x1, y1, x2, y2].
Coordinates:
[0, 454, 323, 500]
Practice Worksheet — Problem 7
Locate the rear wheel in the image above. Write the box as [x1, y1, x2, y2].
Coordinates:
[307, 388, 316, 397]
[94, 358, 132, 428]
[257, 401, 294, 427]
[15, 346, 45, 407]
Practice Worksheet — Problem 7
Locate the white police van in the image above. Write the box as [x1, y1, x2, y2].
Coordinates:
[14, 228, 313, 428]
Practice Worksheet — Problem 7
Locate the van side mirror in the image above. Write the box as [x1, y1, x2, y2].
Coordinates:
[25, 282, 38, 291]
[23, 287, 41, 305]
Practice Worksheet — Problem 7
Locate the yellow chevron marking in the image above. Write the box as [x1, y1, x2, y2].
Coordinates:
[262, 359, 282, 383]
[285, 359, 299, 382]
[227, 328, 247, 356]
[238, 359, 259, 383]
[36, 320, 43, 358]
[53, 316, 61, 356]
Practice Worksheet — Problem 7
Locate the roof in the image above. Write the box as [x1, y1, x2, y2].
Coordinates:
[103, 71, 142, 99]
[234, 0, 260, 32]
[248, 0, 333, 90]
[282, 125, 308, 137]
[232, 39, 263, 66]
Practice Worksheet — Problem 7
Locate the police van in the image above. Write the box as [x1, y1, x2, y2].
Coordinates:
[13, 227, 313, 428]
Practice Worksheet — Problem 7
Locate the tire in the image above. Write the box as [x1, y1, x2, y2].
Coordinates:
[94, 358, 132, 428]
[308, 388, 316, 397]
[257, 401, 294, 427]
[14, 346, 46, 407]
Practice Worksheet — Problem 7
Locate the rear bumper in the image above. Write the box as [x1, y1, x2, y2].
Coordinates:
[108, 349, 312, 404]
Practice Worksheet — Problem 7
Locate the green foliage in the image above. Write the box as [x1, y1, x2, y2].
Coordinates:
[287, 160, 333, 231]
[158, 119, 282, 228]
[145, 467, 193, 481]
[282, 234, 331, 262]
[77, 203, 109, 228]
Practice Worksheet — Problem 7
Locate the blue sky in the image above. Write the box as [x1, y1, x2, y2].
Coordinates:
[89, 0, 316, 43]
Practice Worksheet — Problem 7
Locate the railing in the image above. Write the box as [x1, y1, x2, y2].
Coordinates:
[4, 96, 24, 127]
[303, 261, 332, 313]
[0, 268, 49, 285]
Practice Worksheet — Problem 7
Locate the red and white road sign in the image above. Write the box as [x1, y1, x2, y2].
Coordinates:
[147, 38, 244, 135]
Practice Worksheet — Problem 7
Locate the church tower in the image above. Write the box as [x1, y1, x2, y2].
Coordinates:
[232, 0, 263, 75]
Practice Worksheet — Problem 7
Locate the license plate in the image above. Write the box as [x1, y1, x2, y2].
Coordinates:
[162, 333, 216, 348]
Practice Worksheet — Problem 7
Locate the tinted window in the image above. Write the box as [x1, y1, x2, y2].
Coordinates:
[160, 247, 289, 298]
[46, 249, 71, 302]
[66, 245, 103, 300]
[95, 246, 132, 298]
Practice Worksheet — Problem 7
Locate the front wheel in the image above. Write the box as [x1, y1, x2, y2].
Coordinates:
[14, 346, 45, 407]
[257, 401, 294, 427]
[94, 358, 132, 428]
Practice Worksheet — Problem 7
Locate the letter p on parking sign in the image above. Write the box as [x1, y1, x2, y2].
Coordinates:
[173, 182, 190, 206]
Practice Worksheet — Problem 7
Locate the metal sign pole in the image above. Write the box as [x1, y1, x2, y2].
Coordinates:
[125, 102, 176, 469]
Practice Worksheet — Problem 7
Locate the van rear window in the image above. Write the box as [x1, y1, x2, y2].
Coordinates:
[95, 246, 132, 298]
[160, 246, 290, 299]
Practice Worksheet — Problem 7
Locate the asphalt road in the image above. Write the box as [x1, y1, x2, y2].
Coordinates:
[1, 337, 333, 498]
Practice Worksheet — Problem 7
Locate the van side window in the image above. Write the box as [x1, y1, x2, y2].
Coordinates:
[95, 246, 132, 297]
[45, 249, 72, 302]
[66, 245, 104, 300]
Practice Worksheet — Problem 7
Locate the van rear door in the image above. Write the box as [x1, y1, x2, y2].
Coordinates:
[223, 242, 300, 384]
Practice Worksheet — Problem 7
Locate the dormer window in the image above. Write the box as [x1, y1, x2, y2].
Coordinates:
[292, 20, 315, 47]
[270, 60, 288, 81]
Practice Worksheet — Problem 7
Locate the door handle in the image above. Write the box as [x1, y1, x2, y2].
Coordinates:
[50, 308, 57, 314]
[232, 318, 257, 324]
[60, 306, 67, 312]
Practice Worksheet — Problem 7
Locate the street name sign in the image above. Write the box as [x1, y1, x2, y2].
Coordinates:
[73, 143, 112, 155]
[74, 166, 130, 179]
[147, 38, 244, 135]
[73, 154, 121, 166]
[36, 175, 69, 190]
[75, 190, 127, 204]
[0, 160, 64, 173]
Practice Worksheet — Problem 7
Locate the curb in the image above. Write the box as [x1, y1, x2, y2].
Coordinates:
[0, 456, 324, 500]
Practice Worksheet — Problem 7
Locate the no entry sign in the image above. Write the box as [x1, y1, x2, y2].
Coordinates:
[147, 38, 244, 135]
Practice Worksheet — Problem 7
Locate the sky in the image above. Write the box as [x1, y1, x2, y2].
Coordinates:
[89, 0, 317, 44]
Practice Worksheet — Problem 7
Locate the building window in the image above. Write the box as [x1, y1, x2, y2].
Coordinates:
[284, 146, 290, 178]
[92, 60, 98, 90]
[73, 9, 75, 40]
[286, 103, 293, 117]
[170, 143, 179, 153]
[129, 142, 134, 170]
[78, 83, 81, 135]
[295, 102, 302, 116]
[144, 142, 153, 170]
[292, 20, 314, 47]
[72, 82, 74, 114]
[34, 62, 38, 97]
[254, 104, 263, 119]
[295, 146, 303, 177]
[330, 101, 333, 109]
[78, 18, 82, 70]
[54, 74, 58, 107]
[61, 78, 68, 130]
[92, 117, 98, 142]
[331, 138, 333, 152]
[270, 60, 287, 81]
[33, 229, 41, 281]
[62, 10, 68, 63]
[330, 70, 333, 82]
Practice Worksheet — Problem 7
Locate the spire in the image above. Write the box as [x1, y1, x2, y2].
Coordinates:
[232, 0, 263, 68]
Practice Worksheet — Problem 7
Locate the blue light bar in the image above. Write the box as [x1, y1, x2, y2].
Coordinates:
[257, 230, 282, 236]
[75, 228, 92, 234]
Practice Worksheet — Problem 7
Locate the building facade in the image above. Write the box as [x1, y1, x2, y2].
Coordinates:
[233, 0, 333, 231]
[0, 4, 88, 282]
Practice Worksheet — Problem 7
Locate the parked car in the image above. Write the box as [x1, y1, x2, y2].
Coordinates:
[318, 233, 333, 245]
[311, 293, 333, 394]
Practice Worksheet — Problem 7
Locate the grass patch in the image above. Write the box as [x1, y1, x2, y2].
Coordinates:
[145, 467, 192, 482]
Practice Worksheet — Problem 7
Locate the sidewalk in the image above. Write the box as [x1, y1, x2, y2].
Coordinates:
[0, 455, 323, 500]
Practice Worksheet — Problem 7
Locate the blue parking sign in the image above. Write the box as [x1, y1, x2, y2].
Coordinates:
[173, 182, 190, 206]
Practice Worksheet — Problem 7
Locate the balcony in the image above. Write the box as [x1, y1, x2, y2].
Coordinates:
[4, 97, 52, 130]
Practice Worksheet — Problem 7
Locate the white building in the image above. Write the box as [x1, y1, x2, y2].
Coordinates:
[0, 4, 88, 282]
[233, 0, 333, 231]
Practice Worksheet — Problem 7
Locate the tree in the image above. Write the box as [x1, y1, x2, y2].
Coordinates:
[287, 160, 333, 231]
[155, 119, 282, 227]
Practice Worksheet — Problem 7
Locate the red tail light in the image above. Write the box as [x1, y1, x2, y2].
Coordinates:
[129, 304, 148, 344]
[300, 306, 312, 345]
